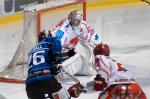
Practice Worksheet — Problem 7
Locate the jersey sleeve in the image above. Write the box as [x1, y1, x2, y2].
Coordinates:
[51, 18, 66, 36]
[80, 21, 102, 46]
[89, 32, 102, 47]
[94, 55, 110, 83]
[51, 19, 68, 48]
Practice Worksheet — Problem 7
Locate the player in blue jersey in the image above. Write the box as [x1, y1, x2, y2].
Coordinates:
[25, 36, 85, 99]
[25, 36, 70, 99]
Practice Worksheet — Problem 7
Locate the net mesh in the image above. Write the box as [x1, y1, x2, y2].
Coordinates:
[0, 0, 85, 83]
[0, 10, 37, 82]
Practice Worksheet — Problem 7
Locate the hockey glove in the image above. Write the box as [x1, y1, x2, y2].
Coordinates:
[93, 74, 108, 91]
[68, 48, 76, 57]
[51, 65, 64, 82]
[51, 52, 62, 64]
[68, 82, 86, 98]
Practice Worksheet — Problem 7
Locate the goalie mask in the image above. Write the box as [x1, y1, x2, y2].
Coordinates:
[93, 43, 110, 56]
[68, 10, 82, 27]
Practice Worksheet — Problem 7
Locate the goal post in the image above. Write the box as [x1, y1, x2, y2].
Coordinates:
[0, 0, 87, 83]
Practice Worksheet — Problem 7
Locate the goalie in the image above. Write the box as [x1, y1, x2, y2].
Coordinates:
[51, 10, 101, 51]
[51, 10, 103, 76]
[89, 43, 147, 99]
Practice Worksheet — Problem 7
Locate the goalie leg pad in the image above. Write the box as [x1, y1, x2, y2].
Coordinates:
[75, 42, 96, 75]
[62, 53, 82, 79]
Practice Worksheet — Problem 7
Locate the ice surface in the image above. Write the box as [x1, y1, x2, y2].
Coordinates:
[0, 4, 150, 99]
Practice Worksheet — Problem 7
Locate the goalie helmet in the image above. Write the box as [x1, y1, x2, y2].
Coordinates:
[93, 43, 110, 56]
[68, 10, 82, 27]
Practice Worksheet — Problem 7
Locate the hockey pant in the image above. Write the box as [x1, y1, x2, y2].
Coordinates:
[26, 78, 70, 99]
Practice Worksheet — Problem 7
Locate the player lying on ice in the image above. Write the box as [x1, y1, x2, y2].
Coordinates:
[82, 43, 147, 99]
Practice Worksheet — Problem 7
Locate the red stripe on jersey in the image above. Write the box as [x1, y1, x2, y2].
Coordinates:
[56, 18, 66, 27]
[99, 56, 110, 77]
[110, 57, 125, 71]
[117, 63, 126, 71]
[51, 19, 66, 35]
[100, 56, 110, 70]
[53, 94, 60, 99]
[99, 66, 109, 77]
[81, 21, 94, 41]
[69, 37, 78, 45]
[81, 21, 89, 33]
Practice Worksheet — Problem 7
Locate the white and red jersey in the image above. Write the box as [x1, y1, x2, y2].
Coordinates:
[92, 55, 136, 86]
[51, 18, 101, 52]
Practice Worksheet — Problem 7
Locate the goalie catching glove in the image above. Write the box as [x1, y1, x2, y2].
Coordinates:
[93, 74, 108, 91]
[68, 82, 86, 98]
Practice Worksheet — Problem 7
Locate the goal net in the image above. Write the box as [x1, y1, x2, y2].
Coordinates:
[0, 0, 86, 83]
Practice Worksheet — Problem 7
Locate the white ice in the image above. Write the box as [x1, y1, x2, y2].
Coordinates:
[0, 4, 150, 99]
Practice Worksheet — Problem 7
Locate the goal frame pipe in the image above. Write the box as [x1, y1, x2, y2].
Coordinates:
[0, 77, 24, 83]
[83, 0, 87, 21]
[37, 0, 87, 34]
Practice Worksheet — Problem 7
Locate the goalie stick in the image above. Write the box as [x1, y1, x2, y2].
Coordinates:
[62, 69, 87, 93]
[98, 86, 110, 98]
[62, 69, 80, 83]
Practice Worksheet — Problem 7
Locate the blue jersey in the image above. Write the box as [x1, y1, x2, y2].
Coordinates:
[25, 37, 62, 84]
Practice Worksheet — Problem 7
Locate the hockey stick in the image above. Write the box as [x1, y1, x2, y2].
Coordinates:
[98, 86, 110, 97]
[62, 69, 80, 83]
[62, 68, 87, 93]
[140, 0, 150, 5]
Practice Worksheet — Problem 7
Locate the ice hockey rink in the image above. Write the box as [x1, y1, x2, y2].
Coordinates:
[0, 2, 150, 99]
